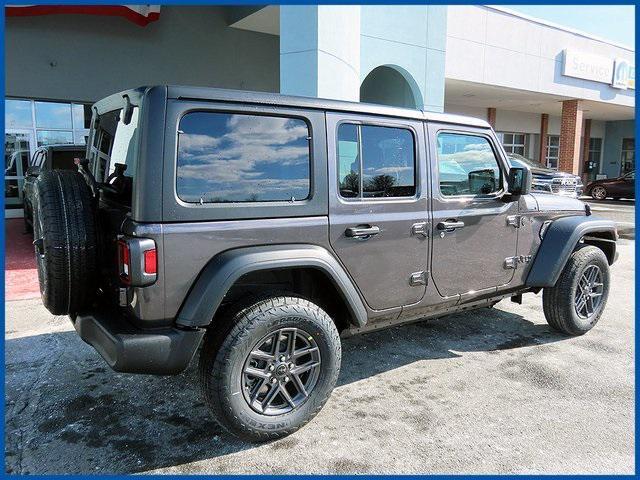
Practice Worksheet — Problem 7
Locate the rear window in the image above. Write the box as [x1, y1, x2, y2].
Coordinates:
[51, 150, 84, 170]
[176, 112, 311, 203]
[89, 107, 139, 183]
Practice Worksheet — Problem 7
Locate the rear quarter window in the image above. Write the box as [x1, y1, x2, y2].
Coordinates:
[176, 112, 311, 203]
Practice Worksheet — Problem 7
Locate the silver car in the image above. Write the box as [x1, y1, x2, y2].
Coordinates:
[507, 153, 583, 198]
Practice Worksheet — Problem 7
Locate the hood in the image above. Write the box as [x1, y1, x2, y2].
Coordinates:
[531, 169, 579, 181]
[531, 193, 586, 212]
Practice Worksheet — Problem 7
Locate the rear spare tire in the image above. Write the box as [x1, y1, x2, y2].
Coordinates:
[33, 170, 98, 315]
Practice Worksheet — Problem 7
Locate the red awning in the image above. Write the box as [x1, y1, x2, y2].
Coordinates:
[6, 5, 161, 26]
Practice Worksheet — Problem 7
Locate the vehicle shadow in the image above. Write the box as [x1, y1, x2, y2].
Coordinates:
[5, 307, 568, 474]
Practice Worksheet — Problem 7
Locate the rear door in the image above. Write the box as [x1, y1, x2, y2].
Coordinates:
[327, 112, 429, 311]
[427, 124, 519, 298]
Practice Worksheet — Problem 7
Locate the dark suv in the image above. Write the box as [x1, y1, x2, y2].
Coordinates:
[22, 144, 86, 232]
[32, 86, 617, 441]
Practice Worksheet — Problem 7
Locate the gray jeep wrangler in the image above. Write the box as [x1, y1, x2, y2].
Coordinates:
[33, 86, 617, 441]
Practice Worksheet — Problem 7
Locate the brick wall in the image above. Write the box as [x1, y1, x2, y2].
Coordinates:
[558, 100, 583, 174]
[487, 107, 496, 129]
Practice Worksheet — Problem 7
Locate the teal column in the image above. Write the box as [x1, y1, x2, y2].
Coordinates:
[280, 6, 361, 101]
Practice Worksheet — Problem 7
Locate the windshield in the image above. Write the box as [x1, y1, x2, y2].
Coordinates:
[51, 150, 84, 170]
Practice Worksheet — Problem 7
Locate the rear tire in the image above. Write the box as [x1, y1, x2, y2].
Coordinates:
[542, 245, 610, 336]
[199, 295, 341, 441]
[34, 170, 98, 315]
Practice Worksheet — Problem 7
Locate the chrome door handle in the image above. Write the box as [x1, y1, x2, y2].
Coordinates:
[345, 225, 380, 239]
[437, 221, 465, 232]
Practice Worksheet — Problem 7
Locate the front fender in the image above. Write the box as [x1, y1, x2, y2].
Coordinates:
[526, 215, 617, 288]
[175, 244, 368, 328]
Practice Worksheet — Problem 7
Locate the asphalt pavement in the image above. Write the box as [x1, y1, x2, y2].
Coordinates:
[583, 198, 635, 239]
[5, 239, 634, 474]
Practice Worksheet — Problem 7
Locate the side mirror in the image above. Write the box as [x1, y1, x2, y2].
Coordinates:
[26, 166, 41, 178]
[507, 166, 532, 196]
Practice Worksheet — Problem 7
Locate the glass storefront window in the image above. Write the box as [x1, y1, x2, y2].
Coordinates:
[35, 101, 73, 129]
[5, 98, 91, 211]
[74, 131, 89, 145]
[587, 138, 602, 181]
[37, 130, 74, 146]
[73, 104, 92, 130]
[546, 135, 560, 169]
[6, 99, 33, 128]
[498, 132, 527, 156]
[621, 138, 635, 174]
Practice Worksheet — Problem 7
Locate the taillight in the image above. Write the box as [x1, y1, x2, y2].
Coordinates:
[118, 239, 131, 285]
[143, 249, 157, 275]
[117, 237, 157, 287]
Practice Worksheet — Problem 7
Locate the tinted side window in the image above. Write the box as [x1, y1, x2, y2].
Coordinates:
[176, 112, 311, 203]
[338, 124, 416, 198]
[436, 133, 503, 197]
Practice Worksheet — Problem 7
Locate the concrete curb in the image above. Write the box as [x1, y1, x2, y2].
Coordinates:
[616, 223, 635, 240]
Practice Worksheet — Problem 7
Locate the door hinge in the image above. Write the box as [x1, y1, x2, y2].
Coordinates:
[504, 255, 532, 269]
[411, 221, 430, 238]
[409, 271, 427, 286]
[506, 215, 526, 228]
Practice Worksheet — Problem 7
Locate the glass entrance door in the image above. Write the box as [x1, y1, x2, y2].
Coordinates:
[621, 138, 635, 175]
[5, 130, 35, 208]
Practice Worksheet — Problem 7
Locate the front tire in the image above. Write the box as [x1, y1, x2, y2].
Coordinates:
[199, 296, 341, 441]
[542, 245, 610, 335]
[591, 185, 607, 200]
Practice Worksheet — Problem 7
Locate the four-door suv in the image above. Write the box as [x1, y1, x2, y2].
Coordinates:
[22, 144, 86, 232]
[32, 86, 617, 441]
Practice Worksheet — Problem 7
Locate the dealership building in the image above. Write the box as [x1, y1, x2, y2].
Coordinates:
[5, 5, 635, 216]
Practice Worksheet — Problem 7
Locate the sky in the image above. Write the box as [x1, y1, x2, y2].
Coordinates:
[502, 5, 635, 48]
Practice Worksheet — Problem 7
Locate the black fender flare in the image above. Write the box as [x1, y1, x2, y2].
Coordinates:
[175, 244, 368, 328]
[526, 216, 617, 288]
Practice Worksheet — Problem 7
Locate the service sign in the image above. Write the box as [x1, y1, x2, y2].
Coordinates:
[563, 49, 614, 84]
[563, 49, 635, 90]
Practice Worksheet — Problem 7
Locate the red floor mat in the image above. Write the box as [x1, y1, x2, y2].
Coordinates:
[5, 218, 40, 301]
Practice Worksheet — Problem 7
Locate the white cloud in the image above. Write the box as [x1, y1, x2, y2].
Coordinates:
[177, 114, 311, 199]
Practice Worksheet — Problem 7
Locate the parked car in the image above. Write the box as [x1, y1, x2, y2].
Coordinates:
[32, 86, 617, 441]
[22, 144, 86, 232]
[5, 149, 29, 200]
[585, 171, 635, 200]
[507, 153, 583, 198]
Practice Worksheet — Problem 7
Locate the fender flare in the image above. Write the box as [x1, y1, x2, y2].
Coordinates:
[175, 244, 368, 328]
[526, 216, 617, 288]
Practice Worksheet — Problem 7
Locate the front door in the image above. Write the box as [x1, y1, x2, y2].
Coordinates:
[5, 130, 35, 209]
[327, 112, 428, 311]
[428, 125, 518, 298]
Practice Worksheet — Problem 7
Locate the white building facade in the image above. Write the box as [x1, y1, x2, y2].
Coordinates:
[5, 5, 635, 215]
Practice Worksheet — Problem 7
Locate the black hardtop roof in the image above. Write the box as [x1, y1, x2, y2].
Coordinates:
[39, 144, 86, 152]
[94, 85, 491, 129]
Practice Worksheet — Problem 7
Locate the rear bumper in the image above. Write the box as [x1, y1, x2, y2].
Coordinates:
[71, 309, 205, 375]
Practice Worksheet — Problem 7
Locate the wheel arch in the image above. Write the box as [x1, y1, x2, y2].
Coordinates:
[526, 216, 617, 288]
[175, 244, 368, 329]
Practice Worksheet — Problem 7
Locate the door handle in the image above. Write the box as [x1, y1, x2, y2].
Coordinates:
[345, 225, 380, 239]
[437, 220, 465, 232]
